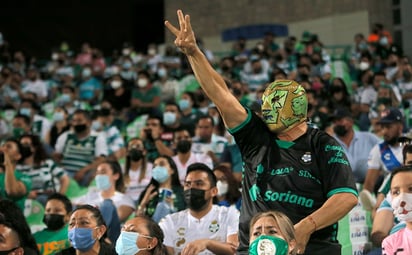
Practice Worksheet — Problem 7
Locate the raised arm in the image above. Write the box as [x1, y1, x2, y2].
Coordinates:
[165, 10, 247, 129]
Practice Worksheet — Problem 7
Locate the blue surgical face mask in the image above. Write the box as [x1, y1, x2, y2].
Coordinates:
[157, 68, 167, 78]
[163, 112, 176, 126]
[152, 166, 169, 183]
[95, 174, 112, 191]
[115, 231, 151, 255]
[82, 68, 92, 78]
[91, 121, 102, 131]
[19, 107, 32, 117]
[68, 228, 97, 252]
[60, 94, 71, 104]
[249, 235, 289, 255]
[178, 99, 190, 111]
[53, 111, 65, 122]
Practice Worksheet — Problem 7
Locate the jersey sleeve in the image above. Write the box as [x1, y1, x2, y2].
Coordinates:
[226, 206, 240, 236]
[367, 144, 381, 170]
[159, 215, 175, 247]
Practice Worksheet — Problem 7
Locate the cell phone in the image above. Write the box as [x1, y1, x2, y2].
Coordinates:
[0, 152, 3, 164]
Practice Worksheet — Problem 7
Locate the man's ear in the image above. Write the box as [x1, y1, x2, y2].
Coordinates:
[211, 186, 218, 197]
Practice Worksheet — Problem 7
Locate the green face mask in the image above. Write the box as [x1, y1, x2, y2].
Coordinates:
[13, 127, 25, 138]
[249, 235, 289, 255]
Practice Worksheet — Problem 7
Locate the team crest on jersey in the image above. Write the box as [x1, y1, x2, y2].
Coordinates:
[177, 227, 185, 236]
[384, 153, 391, 161]
[209, 220, 220, 233]
[301, 152, 312, 164]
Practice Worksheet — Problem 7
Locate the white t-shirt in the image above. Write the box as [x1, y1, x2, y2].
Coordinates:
[73, 189, 135, 210]
[159, 205, 239, 255]
[125, 162, 153, 201]
[172, 153, 213, 185]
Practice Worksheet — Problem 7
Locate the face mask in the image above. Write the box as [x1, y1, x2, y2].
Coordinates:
[157, 68, 167, 78]
[379, 37, 389, 46]
[91, 121, 102, 131]
[123, 62, 132, 69]
[249, 235, 289, 255]
[184, 188, 207, 211]
[100, 108, 111, 117]
[115, 231, 150, 255]
[377, 97, 392, 106]
[163, 112, 177, 126]
[137, 78, 148, 88]
[111, 80, 122, 89]
[216, 180, 229, 196]
[74, 124, 88, 134]
[392, 193, 412, 222]
[21, 144, 33, 158]
[129, 149, 143, 161]
[95, 174, 112, 191]
[68, 228, 97, 252]
[148, 48, 156, 55]
[358, 42, 368, 51]
[152, 166, 169, 183]
[233, 88, 242, 96]
[53, 111, 65, 122]
[13, 127, 25, 138]
[359, 61, 370, 71]
[178, 99, 190, 111]
[261, 80, 307, 133]
[43, 214, 66, 230]
[122, 48, 131, 56]
[82, 68, 92, 78]
[19, 107, 31, 117]
[333, 125, 348, 137]
[60, 94, 71, 104]
[176, 140, 192, 153]
[4, 110, 16, 122]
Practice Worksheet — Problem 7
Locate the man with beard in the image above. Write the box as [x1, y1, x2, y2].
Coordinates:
[361, 107, 404, 210]
[172, 128, 213, 185]
[159, 163, 239, 255]
[330, 108, 381, 185]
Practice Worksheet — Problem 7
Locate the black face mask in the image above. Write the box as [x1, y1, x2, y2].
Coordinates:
[233, 88, 242, 97]
[176, 140, 192, 153]
[386, 137, 399, 146]
[333, 125, 348, 137]
[129, 149, 143, 161]
[43, 214, 66, 231]
[184, 188, 207, 211]
[21, 145, 33, 158]
[73, 124, 87, 134]
[100, 108, 111, 117]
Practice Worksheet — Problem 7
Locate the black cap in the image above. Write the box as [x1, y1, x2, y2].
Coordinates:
[329, 108, 352, 121]
[377, 107, 403, 124]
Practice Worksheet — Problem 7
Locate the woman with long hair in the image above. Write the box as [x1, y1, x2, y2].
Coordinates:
[213, 164, 242, 211]
[124, 137, 153, 203]
[136, 155, 185, 222]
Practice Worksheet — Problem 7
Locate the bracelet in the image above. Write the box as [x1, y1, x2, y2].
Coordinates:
[307, 215, 317, 232]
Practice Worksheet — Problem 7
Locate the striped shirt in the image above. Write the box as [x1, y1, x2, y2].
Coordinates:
[102, 125, 125, 155]
[55, 130, 108, 175]
[16, 159, 66, 193]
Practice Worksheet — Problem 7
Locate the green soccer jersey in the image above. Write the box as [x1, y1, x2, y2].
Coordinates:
[34, 225, 71, 255]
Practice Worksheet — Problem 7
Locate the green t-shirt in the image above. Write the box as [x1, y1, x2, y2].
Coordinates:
[0, 171, 32, 211]
[34, 225, 71, 255]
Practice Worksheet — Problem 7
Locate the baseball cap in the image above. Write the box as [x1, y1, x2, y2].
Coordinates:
[328, 108, 352, 121]
[377, 107, 403, 124]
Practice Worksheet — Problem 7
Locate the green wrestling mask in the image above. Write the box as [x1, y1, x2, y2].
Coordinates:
[261, 80, 308, 133]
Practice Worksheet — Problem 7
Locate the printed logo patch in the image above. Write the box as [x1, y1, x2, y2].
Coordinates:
[209, 220, 220, 233]
[301, 152, 312, 164]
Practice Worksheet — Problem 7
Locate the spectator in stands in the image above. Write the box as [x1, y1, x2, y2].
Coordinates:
[22, 67, 48, 103]
[141, 114, 174, 163]
[0, 138, 32, 211]
[102, 74, 132, 118]
[159, 162, 239, 255]
[213, 164, 241, 211]
[249, 211, 296, 255]
[152, 62, 180, 103]
[130, 70, 161, 120]
[136, 155, 185, 223]
[11, 114, 31, 139]
[162, 101, 194, 144]
[57, 204, 116, 255]
[54, 109, 108, 186]
[191, 115, 228, 166]
[45, 106, 70, 150]
[73, 160, 135, 223]
[172, 127, 213, 184]
[33, 193, 72, 255]
[179, 91, 204, 136]
[115, 215, 168, 255]
[77, 65, 103, 106]
[124, 137, 153, 203]
[18, 134, 70, 205]
[18, 98, 51, 142]
[0, 199, 40, 255]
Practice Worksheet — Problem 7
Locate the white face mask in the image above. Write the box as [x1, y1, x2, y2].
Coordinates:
[137, 78, 148, 88]
[111, 80, 122, 89]
[359, 61, 370, 71]
[391, 193, 412, 222]
[216, 180, 229, 196]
